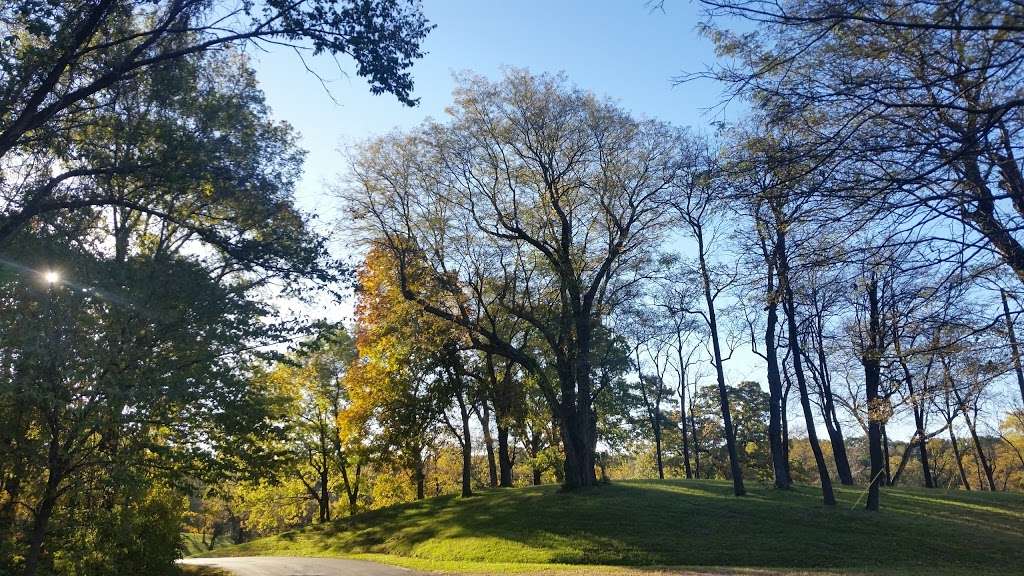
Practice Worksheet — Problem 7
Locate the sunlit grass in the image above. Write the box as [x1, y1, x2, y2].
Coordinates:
[196, 479, 1024, 575]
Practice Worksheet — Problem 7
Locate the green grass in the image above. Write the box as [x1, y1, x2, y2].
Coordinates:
[195, 479, 1024, 575]
[180, 532, 210, 557]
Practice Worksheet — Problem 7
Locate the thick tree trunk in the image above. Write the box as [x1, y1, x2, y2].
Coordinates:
[558, 318, 598, 490]
[696, 230, 744, 496]
[864, 276, 884, 512]
[764, 267, 792, 490]
[777, 226, 834, 505]
[497, 423, 514, 487]
[413, 449, 426, 500]
[477, 403, 498, 488]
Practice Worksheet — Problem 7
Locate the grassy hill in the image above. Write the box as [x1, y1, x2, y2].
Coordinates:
[195, 479, 1024, 575]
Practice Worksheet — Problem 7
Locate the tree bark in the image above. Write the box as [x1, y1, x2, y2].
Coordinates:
[456, 393, 473, 498]
[696, 228, 745, 496]
[864, 275, 884, 511]
[675, 347, 693, 479]
[497, 423, 514, 487]
[23, 432, 64, 576]
[764, 261, 792, 489]
[413, 449, 426, 500]
[955, 391, 997, 491]
[477, 402, 498, 488]
[1001, 289, 1024, 405]
[776, 224, 834, 505]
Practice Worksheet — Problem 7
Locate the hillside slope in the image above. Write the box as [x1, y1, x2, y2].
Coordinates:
[197, 479, 1024, 575]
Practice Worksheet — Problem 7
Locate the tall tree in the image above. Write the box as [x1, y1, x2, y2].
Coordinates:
[344, 70, 689, 489]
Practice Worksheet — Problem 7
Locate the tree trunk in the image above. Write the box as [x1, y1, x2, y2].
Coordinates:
[319, 467, 331, 522]
[654, 417, 664, 480]
[764, 263, 792, 489]
[497, 423, 514, 487]
[478, 402, 498, 488]
[413, 449, 426, 500]
[1002, 288, 1024, 405]
[957, 397, 997, 491]
[558, 319, 598, 490]
[676, 361, 693, 479]
[807, 292, 854, 486]
[528, 429, 543, 485]
[23, 434, 64, 576]
[864, 275, 884, 511]
[690, 400, 702, 478]
[881, 424, 893, 485]
[696, 229, 744, 496]
[777, 225, 834, 505]
[457, 393, 473, 498]
[948, 418, 971, 490]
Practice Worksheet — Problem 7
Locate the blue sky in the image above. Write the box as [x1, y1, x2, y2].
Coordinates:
[251, 0, 730, 215]
[250, 0, 776, 398]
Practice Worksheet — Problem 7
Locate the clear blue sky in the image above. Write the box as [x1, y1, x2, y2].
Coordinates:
[251, 0, 730, 215]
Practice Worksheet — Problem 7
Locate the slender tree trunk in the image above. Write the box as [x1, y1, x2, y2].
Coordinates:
[958, 399, 997, 491]
[807, 294, 854, 486]
[654, 418, 664, 480]
[864, 275, 884, 512]
[776, 225, 834, 505]
[457, 393, 473, 498]
[764, 266, 792, 489]
[346, 463, 361, 515]
[916, 419, 935, 488]
[478, 403, 498, 488]
[948, 422, 971, 490]
[696, 229, 744, 496]
[23, 434, 63, 576]
[690, 400, 702, 478]
[528, 429, 543, 485]
[318, 460, 331, 523]
[889, 437, 912, 486]
[1001, 289, 1024, 405]
[881, 424, 892, 485]
[676, 355, 693, 479]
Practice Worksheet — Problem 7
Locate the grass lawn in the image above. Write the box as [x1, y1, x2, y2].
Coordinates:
[194, 479, 1024, 575]
[180, 531, 216, 556]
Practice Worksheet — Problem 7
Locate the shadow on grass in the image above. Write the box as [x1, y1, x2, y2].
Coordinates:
[213, 479, 1024, 575]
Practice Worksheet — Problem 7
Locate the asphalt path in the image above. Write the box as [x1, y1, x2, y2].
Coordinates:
[178, 556, 425, 576]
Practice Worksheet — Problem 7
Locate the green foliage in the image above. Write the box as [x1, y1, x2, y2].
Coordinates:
[691, 382, 772, 480]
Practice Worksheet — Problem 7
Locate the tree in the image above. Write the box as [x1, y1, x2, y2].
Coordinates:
[0, 0, 431, 246]
[670, 149, 747, 496]
[698, 0, 1024, 291]
[344, 70, 690, 489]
[259, 331, 360, 522]
[345, 246, 470, 499]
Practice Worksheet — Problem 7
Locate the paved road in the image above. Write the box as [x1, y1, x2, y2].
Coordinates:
[178, 556, 425, 576]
